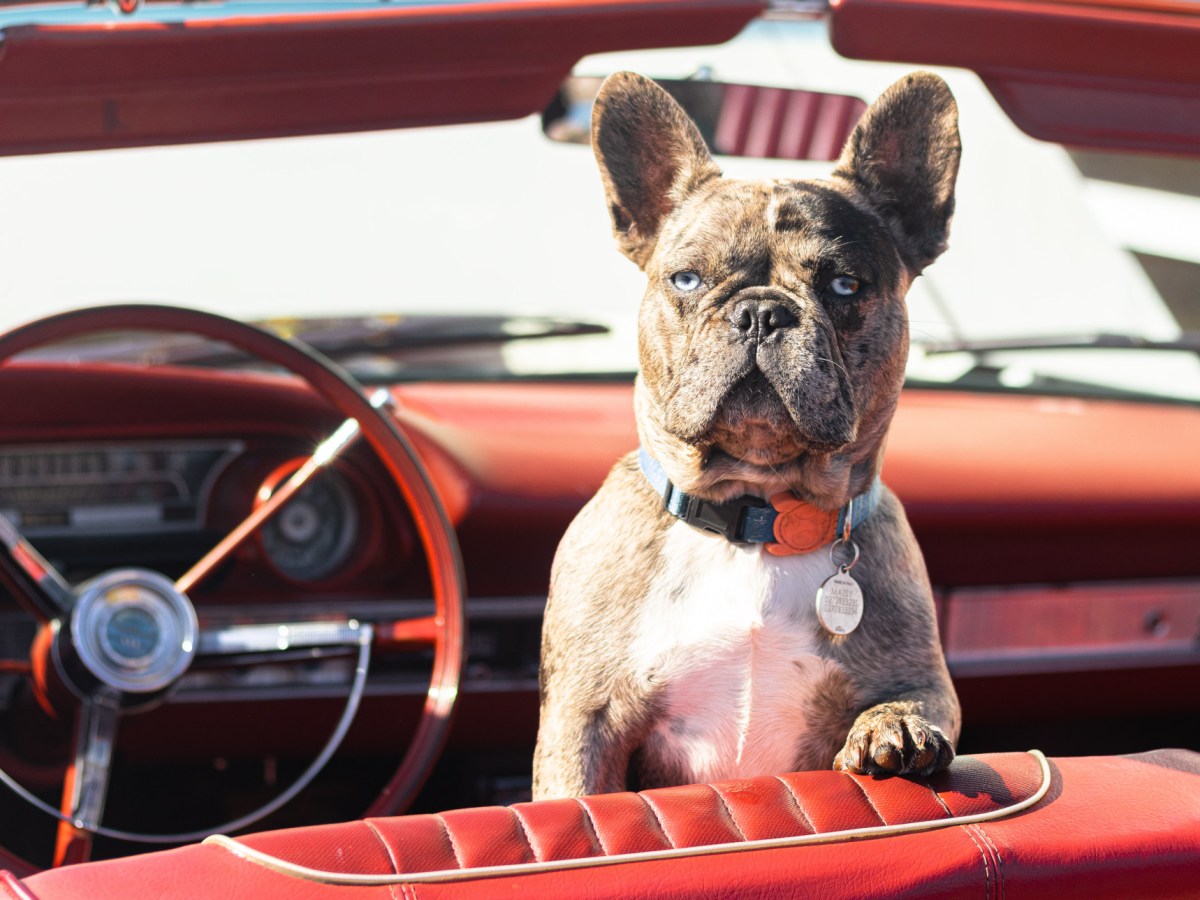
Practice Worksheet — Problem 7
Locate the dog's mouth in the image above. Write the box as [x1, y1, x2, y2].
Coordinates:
[702, 370, 808, 465]
[702, 367, 853, 463]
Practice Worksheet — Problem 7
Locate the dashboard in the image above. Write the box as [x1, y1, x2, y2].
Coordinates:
[0, 362, 1197, 763]
[0, 365, 594, 740]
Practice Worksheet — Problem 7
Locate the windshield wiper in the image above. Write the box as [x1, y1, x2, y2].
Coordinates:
[919, 332, 1200, 355]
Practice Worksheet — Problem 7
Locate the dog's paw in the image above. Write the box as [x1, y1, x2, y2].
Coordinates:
[833, 709, 954, 777]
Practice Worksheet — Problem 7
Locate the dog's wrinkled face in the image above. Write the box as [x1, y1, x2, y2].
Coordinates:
[593, 72, 960, 507]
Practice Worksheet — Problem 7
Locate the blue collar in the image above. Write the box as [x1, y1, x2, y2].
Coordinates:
[637, 448, 881, 551]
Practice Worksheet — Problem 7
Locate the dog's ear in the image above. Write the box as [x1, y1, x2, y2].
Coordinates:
[834, 72, 960, 274]
[592, 72, 721, 267]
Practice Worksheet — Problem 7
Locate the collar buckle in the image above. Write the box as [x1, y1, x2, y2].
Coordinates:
[677, 492, 769, 542]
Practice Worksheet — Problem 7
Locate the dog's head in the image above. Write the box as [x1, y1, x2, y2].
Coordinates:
[593, 72, 959, 507]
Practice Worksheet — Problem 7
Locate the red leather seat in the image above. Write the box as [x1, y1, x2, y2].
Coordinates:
[5, 750, 1199, 899]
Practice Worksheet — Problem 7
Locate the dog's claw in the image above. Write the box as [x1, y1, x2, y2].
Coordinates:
[905, 720, 938, 771]
[834, 735, 863, 772]
[834, 710, 954, 777]
[870, 719, 906, 772]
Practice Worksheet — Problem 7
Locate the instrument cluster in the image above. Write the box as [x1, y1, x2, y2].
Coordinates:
[0, 440, 368, 589]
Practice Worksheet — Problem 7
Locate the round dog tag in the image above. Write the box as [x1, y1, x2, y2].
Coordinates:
[815, 568, 864, 636]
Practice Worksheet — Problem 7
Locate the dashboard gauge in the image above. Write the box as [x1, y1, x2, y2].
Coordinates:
[258, 463, 359, 582]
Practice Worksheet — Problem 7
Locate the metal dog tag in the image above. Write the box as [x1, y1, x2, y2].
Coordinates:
[815, 568, 863, 636]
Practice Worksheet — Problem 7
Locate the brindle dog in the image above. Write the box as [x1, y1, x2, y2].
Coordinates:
[533, 71, 961, 799]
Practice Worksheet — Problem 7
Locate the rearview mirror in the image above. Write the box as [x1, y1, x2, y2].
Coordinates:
[544, 76, 868, 161]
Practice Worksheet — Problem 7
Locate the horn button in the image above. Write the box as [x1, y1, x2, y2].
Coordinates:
[64, 569, 198, 701]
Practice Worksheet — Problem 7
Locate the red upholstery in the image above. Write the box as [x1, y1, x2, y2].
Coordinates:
[7, 750, 1199, 898]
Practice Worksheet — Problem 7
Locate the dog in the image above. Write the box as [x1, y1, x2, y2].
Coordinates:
[533, 71, 961, 799]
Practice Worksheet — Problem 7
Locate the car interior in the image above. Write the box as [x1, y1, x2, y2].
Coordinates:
[0, 0, 1197, 896]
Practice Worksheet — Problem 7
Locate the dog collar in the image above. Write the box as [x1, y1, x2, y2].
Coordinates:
[637, 448, 882, 556]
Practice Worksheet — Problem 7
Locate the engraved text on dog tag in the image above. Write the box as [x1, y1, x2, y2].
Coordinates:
[815, 568, 863, 636]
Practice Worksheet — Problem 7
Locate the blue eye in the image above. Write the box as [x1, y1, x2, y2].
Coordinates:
[829, 275, 861, 296]
[671, 271, 702, 292]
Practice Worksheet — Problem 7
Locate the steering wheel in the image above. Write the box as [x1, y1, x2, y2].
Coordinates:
[0, 305, 466, 867]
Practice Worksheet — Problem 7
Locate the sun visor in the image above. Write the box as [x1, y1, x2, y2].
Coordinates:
[0, 0, 763, 156]
[830, 0, 1200, 154]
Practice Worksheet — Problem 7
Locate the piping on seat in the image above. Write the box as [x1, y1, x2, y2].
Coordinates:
[203, 749, 1051, 887]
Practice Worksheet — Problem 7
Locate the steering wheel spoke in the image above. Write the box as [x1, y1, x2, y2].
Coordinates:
[197, 619, 371, 656]
[0, 513, 75, 622]
[55, 699, 120, 867]
[191, 614, 440, 669]
[194, 619, 372, 666]
[176, 390, 391, 597]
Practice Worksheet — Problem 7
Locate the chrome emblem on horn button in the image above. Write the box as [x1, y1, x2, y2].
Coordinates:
[104, 606, 161, 665]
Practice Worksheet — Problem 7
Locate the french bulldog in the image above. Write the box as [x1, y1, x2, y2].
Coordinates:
[533, 71, 961, 799]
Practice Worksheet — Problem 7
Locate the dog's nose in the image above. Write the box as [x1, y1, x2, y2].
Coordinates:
[729, 297, 797, 341]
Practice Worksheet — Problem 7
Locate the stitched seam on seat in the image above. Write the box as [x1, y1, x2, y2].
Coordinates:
[363, 820, 404, 900]
[961, 824, 992, 900]
[974, 824, 1006, 900]
[772, 775, 817, 834]
[363, 820, 402, 875]
[708, 785, 747, 841]
[572, 798, 609, 857]
[435, 815, 465, 869]
[927, 784, 955, 818]
[508, 807, 539, 863]
[840, 773, 888, 826]
[640, 796, 678, 849]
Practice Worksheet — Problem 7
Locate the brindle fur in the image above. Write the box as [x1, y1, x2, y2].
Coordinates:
[533, 72, 961, 799]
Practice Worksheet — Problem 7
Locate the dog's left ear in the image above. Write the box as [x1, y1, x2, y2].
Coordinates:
[834, 72, 960, 274]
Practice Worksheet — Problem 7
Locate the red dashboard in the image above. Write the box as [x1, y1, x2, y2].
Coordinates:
[2, 365, 1196, 727]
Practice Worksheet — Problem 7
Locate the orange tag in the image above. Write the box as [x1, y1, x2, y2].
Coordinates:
[767, 492, 838, 556]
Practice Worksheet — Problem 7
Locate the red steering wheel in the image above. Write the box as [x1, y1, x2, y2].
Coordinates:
[0, 305, 466, 867]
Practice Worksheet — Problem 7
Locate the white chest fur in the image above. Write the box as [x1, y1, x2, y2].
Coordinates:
[631, 521, 846, 784]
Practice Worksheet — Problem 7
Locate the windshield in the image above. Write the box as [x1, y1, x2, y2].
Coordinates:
[1, 18, 1197, 400]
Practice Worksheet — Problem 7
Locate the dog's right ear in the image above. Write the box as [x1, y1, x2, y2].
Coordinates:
[592, 72, 720, 268]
